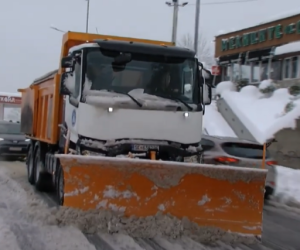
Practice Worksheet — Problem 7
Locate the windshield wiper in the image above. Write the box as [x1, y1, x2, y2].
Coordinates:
[154, 93, 193, 111]
[105, 89, 143, 108]
[125, 92, 143, 107]
[173, 97, 193, 111]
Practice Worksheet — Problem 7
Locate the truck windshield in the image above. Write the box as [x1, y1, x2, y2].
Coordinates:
[84, 49, 199, 104]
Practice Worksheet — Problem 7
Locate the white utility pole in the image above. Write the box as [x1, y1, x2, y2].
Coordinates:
[193, 0, 200, 54]
[86, 0, 90, 33]
[165, 1, 188, 43]
[172, 0, 179, 43]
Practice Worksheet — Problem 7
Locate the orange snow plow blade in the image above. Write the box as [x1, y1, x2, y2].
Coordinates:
[56, 155, 267, 236]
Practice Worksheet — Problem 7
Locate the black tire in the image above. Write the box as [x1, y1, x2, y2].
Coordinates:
[265, 186, 274, 200]
[27, 146, 35, 185]
[34, 146, 53, 192]
[56, 165, 64, 206]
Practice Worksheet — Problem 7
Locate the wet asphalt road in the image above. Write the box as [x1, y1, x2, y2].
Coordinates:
[4, 160, 300, 250]
[261, 203, 300, 250]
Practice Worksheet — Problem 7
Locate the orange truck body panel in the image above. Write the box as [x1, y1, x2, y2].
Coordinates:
[18, 32, 175, 144]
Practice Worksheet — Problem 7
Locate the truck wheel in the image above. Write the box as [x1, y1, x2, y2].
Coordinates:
[56, 165, 64, 206]
[264, 186, 274, 200]
[27, 147, 35, 185]
[34, 147, 53, 192]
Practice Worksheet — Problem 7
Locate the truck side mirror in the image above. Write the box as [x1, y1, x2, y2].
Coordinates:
[202, 68, 214, 88]
[61, 56, 74, 68]
[203, 84, 212, 105]
[197, 66, 212, 106]
[60, 72, 72, 96]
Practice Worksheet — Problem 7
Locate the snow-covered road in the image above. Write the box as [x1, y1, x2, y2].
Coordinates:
[1, 160, 300, 250]
[0, 161, 96, 250]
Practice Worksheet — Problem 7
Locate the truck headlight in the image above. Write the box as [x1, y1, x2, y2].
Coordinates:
[108, 107, 113, 113]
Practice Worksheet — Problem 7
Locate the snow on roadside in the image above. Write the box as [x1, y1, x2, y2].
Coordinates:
[0, 167, 96, 250]
[216, 81, 300, 144]
[273, 166, 300, 208]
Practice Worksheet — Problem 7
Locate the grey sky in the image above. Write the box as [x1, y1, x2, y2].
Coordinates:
[0, 0, 297, 92]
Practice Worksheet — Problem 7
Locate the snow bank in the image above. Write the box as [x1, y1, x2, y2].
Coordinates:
[220, 83, 300, 144]
[274, 166, 300, 207]
[240, 85, 262, 98]
[258, 79, 273, 90]
[215, 81, 236, 96]
[0, 168, 96, 250]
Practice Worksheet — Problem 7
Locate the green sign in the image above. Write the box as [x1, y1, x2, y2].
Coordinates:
[221, 20, 300, 51]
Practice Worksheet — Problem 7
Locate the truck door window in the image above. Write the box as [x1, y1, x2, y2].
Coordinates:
[183, 65, 193, 100]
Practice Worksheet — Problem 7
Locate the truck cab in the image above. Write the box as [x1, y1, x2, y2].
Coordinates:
[59, 39, 212, 161]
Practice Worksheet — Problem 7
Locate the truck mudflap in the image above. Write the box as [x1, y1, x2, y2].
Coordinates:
[55, 154, 267, 237]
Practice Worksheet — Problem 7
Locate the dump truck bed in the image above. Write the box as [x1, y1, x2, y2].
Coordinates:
[19, 69, 62, 144]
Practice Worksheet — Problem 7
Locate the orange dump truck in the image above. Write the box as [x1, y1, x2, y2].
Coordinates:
[18, 31, 267, 238]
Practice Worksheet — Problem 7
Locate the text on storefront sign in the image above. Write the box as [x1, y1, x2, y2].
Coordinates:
[221, 21, 300, 51]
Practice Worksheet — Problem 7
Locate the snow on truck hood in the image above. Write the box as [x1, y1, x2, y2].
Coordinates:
[83, 89, 197, 111]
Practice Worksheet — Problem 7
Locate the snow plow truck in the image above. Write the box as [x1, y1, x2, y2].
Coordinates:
[18, 31, 267, 238]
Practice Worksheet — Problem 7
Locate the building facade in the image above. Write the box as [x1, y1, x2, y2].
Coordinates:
[214, 13, 300, 87]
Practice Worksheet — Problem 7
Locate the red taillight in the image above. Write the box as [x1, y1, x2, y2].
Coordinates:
[266, 160, 277, 166]
[214, 156, 239, 164]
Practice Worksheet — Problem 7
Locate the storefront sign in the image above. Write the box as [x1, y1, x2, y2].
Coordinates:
[220, 20, 300, 52]
[0, 96, 21, 104]
[211, 66, 221, 75]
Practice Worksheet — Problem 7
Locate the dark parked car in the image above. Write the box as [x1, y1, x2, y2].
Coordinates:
[0, 120, 30, 160]
[199, 135, 277, 200]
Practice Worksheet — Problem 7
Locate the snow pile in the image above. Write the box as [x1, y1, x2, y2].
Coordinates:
[274, 166, 300, 208]
[258, 79, 274, 91]
[215, 81, 236, 96]
[240, 85, 262, 98]
[203, 101, 237, 137]
[218, 81, 300, 143]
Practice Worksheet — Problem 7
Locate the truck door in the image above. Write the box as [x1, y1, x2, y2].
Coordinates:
[64, 51, 83, 143]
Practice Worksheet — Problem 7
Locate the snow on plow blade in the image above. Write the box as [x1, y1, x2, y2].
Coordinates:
[56, 155, 267, 236]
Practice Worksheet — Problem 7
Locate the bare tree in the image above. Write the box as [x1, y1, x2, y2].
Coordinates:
[177, 33, 215, 67]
